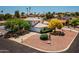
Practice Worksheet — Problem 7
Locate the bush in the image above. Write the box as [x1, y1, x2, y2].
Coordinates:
[40, 27, 52, 33]
[60, 32, 65, 36]
[50, 31, 65, 36]
[40, 34, 48, 40]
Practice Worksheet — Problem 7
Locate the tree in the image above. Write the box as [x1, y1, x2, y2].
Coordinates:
[1, 10, 3, 14]
[14, 10, 20, 18]
[21, 12, 25, 16]
[44, 12, 54, 20]
[4, 13, 12, 20]
[5, 18, 31, 33]
[70, 18, 79, 28]
[0, 14, 5, 20]
[71, 13, 75, 17]
[75, 12, 79, 16]
[48, 19, 63, 31]
[66, 20, 70, 26]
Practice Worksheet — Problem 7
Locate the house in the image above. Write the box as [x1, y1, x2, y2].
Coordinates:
[24, 17, 48, 32]
[30, 23, 48, 32]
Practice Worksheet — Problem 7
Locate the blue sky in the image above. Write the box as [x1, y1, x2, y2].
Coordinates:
[0, 6, 79, 14]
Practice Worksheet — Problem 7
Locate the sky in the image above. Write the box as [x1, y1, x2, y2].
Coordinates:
[0, 6, 79, 14]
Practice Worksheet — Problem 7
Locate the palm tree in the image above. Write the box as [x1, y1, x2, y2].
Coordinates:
[26, 8, 28, 15]
[0, 10, 4, 20]
[1, 10, 3, 14]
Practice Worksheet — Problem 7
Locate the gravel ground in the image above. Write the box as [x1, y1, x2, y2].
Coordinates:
[0, 33, 79, 53]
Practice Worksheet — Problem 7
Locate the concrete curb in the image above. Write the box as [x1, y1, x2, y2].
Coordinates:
[9, 29, 79, 53]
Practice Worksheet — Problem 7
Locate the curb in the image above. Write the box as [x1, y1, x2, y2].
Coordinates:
[9, 29, 79, 53]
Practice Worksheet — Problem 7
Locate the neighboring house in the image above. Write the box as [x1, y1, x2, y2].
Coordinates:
[24, 17, 43, 22]
[20, 16, 27, 18]
[30, 23, 48, 32]
[24, 17, 47, 32]
[24, 17, 43, 26]
[0, 21, 6, 23]
[62, 16, 72, 20]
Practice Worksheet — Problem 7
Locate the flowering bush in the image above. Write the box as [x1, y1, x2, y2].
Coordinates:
[48, 19, 63, 31]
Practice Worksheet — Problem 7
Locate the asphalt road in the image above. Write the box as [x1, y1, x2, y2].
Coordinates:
[0, 37, 43, 53]
[63, 33, 79, 53]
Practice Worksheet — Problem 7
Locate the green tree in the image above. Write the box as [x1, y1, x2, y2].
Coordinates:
[0, 14, 5, 20]
[14, 10, 20, 18]
[21, 12, 25, 16]
[75, 12, 79, 16]
[4, 13, 12, 20]
[45, 12, 54, 20]
[66, 20, 70, 26]
[5, 18, 31, 32]
[1, 10, 3, 14]
[70, 18, 79, 28]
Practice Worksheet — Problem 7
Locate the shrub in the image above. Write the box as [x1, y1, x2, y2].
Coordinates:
[50, 31, 65, 36]
[60, 32, 65, 36]
[40, 27, 52, 33]
[40, 34, 48, 40]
